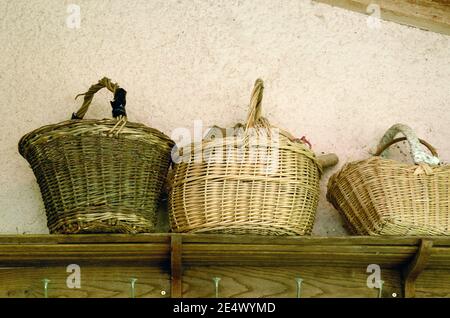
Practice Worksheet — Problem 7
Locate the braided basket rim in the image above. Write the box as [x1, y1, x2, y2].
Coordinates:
[19, 118, 174, 157]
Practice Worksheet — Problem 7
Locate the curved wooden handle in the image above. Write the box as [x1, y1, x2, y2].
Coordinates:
[375, 137, 438, 157]
[317, 153, 339, 169]
[376, 124, 440, 165]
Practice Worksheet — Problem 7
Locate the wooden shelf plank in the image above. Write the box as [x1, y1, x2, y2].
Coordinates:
[0, 266, 170, 298]
[0, 234, 171, 244]
[314, 0, 450, 36]
[0, 234, 449, 268]
[3, 233, 450, 245]
[0, 234, 448, 297]
[181, 266, 402, 298]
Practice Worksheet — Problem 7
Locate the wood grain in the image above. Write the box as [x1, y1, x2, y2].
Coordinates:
[314, 0, 450, 35]
[0, 243, 170, 266]
[1, 234, 450, 268]
[2, 234, 450, 246]
[402, 239, 433, 298]
[182, 266, 402, 298]
[179, 234, 450, 246]
[0, 234, 170, 244]
[0, 266, 170, 298]
[0, 234, 449, 298]
[171, 235, 183, 298]
[416, 269, 450, 298]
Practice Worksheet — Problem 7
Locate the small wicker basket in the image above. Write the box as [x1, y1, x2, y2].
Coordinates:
[327, 124, 450, 236]
[168, 79, 322, 235]
[19, 77, 174, 234]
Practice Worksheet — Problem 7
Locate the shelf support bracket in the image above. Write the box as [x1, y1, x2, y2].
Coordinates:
[402, 238, 433, 298]
[171, 235, 183, 298]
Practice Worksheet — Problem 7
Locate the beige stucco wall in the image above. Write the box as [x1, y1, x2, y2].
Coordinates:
[0, 0, 449, 235]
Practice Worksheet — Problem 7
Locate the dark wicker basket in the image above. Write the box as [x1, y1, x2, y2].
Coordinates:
[19, 77, 174, 234]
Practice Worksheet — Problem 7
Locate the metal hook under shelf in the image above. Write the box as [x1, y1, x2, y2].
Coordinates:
[295, 277, 303, 298]
[42, 278, 50, 299]
[212, 277, 221, 298]
[130, 278, 138, 298]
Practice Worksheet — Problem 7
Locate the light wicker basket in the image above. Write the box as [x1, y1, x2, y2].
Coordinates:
[327, 124, 450, 236]
[19, 77, 174, 234]
[168, 79, 322, 235]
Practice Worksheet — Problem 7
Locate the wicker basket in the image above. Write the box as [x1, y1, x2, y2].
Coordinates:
[168, 79, 322, 235]
[19, 77, 174, 234]
[327, 124, 450, 236]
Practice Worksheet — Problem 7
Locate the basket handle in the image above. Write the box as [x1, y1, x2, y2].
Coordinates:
[375, 137, 438, 157]
[71, 77, 127, 120]
[374, 124, 440, 165]
[245, 79, 270, 131]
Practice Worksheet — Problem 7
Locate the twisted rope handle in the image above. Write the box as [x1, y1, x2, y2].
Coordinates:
[72, 77, 126, 120]
[245, 79, 270, 131]
[375, 124, 440, 165]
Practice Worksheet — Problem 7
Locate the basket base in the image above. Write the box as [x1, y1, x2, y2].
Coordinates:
[171, 224, 311, 236]
[47, 210, 156, 234]
[359, 218, 450, 236]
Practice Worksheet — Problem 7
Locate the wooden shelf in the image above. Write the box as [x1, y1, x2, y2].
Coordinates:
[314, 0, 450, 36]
[0, 234, 449, 298]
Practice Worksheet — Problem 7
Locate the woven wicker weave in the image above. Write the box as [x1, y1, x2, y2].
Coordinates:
[327, 124, 450, 236]
[19, 77, 174, 234]
[168, 79, 322, 235]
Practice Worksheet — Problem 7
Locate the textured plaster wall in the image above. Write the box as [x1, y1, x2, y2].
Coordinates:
[0, 0, 449, 235]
